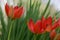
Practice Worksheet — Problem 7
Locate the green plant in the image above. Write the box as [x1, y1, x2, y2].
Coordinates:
[0, 0, 60, 40]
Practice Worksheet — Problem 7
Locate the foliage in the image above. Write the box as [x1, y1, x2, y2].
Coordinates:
[0, 0, 60, 40]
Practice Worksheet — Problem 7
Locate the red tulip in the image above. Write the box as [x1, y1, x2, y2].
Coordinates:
[41, 16, 52, 32]
[27, 16, 60, 34]
[46, 17, 60, 32]
[50, 18, 60, 31]
[5, 3, 24, 19]
[50, 30, 56, 40]
[27, 19, 44, 34]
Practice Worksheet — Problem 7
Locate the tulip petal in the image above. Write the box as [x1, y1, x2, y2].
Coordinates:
[42, 17, 47, 29]
[27, 19, 35, 33]
[46, 25, 52, 32]
[13, 6, 24, 19]
[35, 20, 42, 29]
[50, 30, 56, 40]
[35, 20, 43, 34]
[52, 21, 59, 30]
[5, 3, 10, 16]
[47, 16, 52, 25]
[14, 6, 18, 10]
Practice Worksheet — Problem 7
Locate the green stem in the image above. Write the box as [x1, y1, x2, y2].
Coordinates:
[7, 20, 14, 40]
[34, 34, 37, 40]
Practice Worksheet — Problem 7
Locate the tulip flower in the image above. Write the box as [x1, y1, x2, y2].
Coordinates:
[49, 18, 60, 40]
[27, 19, 44, 34]
[50, 30, 56, 40]
[27, 16, 60, 34]
[48, 18, 60, 31]
[5, 3, 24, 19]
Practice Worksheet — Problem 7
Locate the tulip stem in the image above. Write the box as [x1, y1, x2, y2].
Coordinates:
[7, 20, 14, 40]
[34, 34, 37, 40]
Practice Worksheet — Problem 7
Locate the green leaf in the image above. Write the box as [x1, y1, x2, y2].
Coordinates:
[40, 0, 50, 19]
[0, 8, 7, 40]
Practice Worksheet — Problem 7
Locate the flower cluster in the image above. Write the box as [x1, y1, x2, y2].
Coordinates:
[27, 16, 60, 34]
[4, 2, 60, 40]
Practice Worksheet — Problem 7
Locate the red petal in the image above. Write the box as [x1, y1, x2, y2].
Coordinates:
[52, 18, 60, 30]
[47, 16, 52, 25]
[27, 19, 35, 33]
[41, 17, 47, 29]
[42, 16, 45, 21]
[46, 25, 52, 32]
[5, 3, 10, 16]
[14, 6, 18, 10]
[35, 20, 42, 29]
[13, 6, 24, 19]
[52, 21, 59, 30]
[50, 30, 56, 40]
[35, 20, 43, 34]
